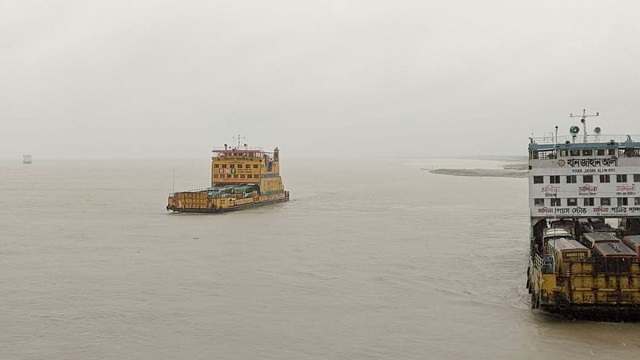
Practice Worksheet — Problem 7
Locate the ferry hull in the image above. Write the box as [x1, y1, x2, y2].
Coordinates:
[539, 304, 640, 320]
[167, 194, 289, 213]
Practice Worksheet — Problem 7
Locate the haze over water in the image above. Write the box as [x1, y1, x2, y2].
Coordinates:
[2, 157, 640, 359]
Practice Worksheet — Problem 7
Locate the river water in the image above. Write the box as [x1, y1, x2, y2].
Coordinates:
[1, 157, 639, 359]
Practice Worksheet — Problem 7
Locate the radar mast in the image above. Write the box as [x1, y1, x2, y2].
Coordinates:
[570, 109, 599, 143]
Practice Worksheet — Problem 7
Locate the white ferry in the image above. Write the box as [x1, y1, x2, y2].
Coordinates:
[526, 110, 640, 315]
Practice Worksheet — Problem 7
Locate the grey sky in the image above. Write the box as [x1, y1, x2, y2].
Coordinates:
[2, 0, 640, 159]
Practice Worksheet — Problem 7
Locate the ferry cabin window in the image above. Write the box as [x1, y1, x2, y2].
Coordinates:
[221, 164, 227, 168]
[230, 164, 235, 168]
[634, 174, 640, 182]
[626, 148, 640, 157]
[550, 198, 561, 207]
[583, 175, 593, 183]
[560, 150, 568, 157]
[608, 148, 616, 155]
[237, 164, 243, 168]
[596, 149, 605, 156]
[253, 164, 259, 169]
[601, 198, 611, 206]
[583, 198, 595, 206]
[240, 174, 245, 178]
[582, 149, 593, 156]
[550, 176, 560, 184]
[635, 197, 640, 205]
[566, 175, 577, 183]
[534, 198, 545, 206]
[567, 198, 578, 206]
[618, 198, 629, 206]
[570, 149, 580, 156]
[617, 174, 627, 182]
[214, 164, 219, 168]
[530, 151, 555, 159]
[600, 175, 610, 183]
[533, 176, 544, 184]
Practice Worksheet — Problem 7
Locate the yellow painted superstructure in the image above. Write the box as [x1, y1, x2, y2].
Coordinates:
[167, 146, 289, 213]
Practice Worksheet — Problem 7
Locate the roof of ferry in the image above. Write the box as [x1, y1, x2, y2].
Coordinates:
[529, 140, 640, 151]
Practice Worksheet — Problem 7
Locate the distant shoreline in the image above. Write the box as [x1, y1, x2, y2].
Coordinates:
[427, 162, 528, 178]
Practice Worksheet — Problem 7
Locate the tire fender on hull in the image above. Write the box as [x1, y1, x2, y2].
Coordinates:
[555, 292, 570, 312]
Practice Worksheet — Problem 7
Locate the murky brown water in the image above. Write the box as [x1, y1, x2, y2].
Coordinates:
[2, 157, 639, 359]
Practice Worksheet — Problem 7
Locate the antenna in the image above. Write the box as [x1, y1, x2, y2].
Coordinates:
[570, 109, 599, 143]
[233, 134, 245, 149]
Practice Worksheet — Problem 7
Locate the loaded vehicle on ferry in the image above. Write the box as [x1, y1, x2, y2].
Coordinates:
[622, 235, 640, 258]
[526, 110, 640, 315]
[167, 139, 289, 213]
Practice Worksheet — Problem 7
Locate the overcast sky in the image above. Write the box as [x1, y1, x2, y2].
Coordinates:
[2, 0, 640, 159]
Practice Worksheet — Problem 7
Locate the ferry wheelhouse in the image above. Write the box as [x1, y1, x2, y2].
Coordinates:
[526, 111, 640, 314]
[167, 143, 289, 213]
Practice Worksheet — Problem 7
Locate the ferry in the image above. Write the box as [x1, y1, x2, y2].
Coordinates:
[526, 110, 640, 315]
[167, 141, 289, 213]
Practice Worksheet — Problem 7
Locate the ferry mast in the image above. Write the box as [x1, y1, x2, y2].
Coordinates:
[570, 109, 599, 143]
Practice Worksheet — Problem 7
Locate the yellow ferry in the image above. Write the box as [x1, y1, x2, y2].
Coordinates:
[526, 110, 640, 316]
[167, 142, 289, 213]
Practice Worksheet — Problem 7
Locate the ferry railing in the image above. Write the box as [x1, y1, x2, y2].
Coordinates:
[168, 187, 213, 197]
[212, 146, 266, 154]
[534, 254, 555, 274]
[530, 134, 640, 145]
[187, 187, 212, 192]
